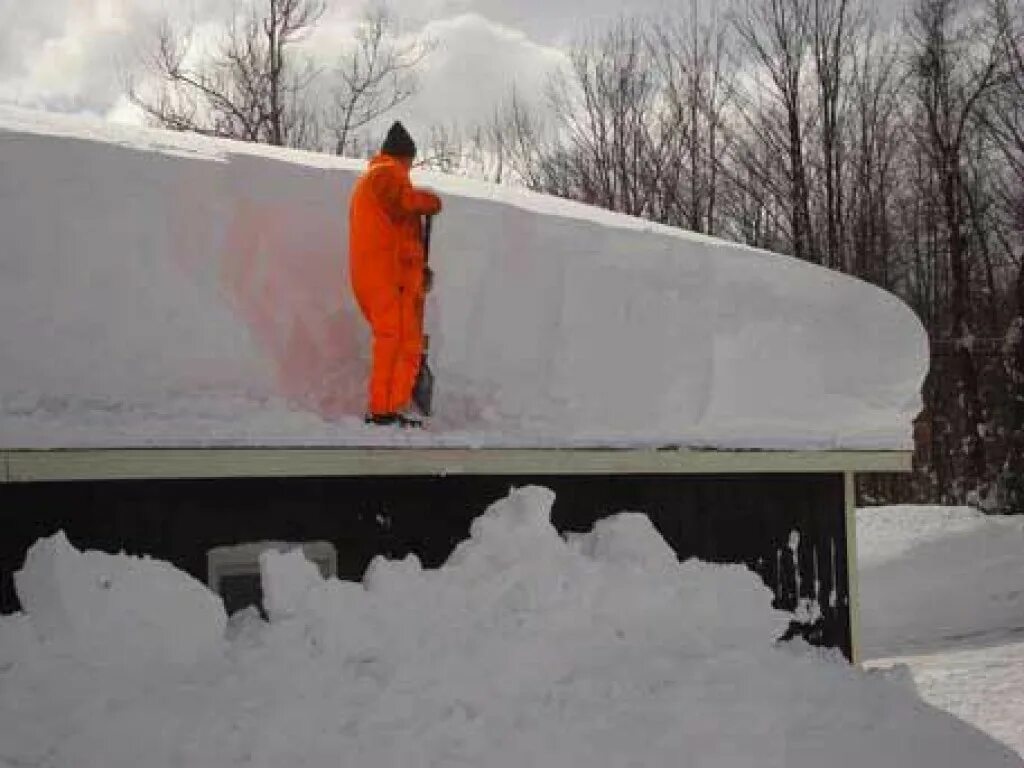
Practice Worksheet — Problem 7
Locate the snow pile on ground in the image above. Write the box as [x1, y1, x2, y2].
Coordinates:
[879, 640, 1024, 760]
[858, 506, 1024, 657]
[0, 106, 927, 450]
[13, 531, 226, 667]
[858, 504, 992, 564]
[859, 505, 1024, 757]
[2, 489, 1019, 768]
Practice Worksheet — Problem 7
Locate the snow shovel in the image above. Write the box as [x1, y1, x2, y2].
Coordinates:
[412, 214, 435, 417]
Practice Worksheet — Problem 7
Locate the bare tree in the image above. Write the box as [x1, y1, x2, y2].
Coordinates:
[414, 123, 472, 174]
[328, 5, 433, 157]
[812, 0, 862, 269]
[1004, 258, 1024, 512]
[128, 0, 325, 148]
[907, 0, 1008, 498]
[544, 19, 667, 217]
[483, 88, 551, 188]
[984, 0, 1024, 511]
[732, 0, 819, 262]
[846, 23, 906, 288]
[984, 0, 1024, 245]
[655, 5, 735, 234]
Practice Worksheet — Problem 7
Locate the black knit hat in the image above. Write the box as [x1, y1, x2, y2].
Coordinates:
[381, 121, 416, 159]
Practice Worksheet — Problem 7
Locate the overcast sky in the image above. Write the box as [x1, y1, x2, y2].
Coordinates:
[0, 0, 898, 143]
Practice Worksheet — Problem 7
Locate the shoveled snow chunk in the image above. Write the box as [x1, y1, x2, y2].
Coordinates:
[363, 553, 423, 594]
[14, 531, 225, 666]
[575, 512, 678, 574]
[447, 485, 562, 570]
[259, 547, 324, 621]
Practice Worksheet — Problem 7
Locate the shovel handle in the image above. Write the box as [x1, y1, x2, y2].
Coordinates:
[424, 214, 434, 265]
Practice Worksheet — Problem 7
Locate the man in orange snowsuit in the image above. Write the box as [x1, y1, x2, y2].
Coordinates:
[349, 122, 442, 426]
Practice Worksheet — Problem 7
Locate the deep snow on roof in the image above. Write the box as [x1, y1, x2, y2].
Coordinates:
[0, 107, 928, 450]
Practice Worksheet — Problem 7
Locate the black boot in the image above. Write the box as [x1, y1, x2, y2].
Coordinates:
[364, 412, 399, 426]
[364, 411, 424, 429]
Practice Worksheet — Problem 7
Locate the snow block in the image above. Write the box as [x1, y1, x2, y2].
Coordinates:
[259, 547, 324, 621]
[446, 485, 563, 570]
[363, 553, 424, 595]
[0, 107, 928, 449]
[574, 512, 679, 575]
[14, 531, 226, 666]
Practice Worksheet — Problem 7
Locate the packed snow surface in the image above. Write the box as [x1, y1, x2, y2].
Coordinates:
[859, 505, 1024, 757]
[2, 488, 1020, 768]
[875, 640, 1024, 760]
[0, 106, 927, 449]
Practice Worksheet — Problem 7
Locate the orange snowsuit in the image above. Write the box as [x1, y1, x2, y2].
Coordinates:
[349, 154, 442, 415]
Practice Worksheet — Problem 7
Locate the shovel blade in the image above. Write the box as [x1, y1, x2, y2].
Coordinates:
[413, 353, 434, 417]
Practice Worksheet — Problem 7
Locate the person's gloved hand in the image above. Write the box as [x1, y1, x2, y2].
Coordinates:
[417, 187, 442, 215]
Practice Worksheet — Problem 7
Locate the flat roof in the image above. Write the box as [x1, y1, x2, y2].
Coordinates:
[1, 448, 912, 482]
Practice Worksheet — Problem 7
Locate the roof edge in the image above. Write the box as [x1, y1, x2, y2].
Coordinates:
[1, 447, 913, 482]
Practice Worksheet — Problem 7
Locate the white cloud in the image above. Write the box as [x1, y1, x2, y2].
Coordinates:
[294, 9, 568, 145]
[0, 0, 230, 115]
[406, 0, 682, 45]
[398, 13, 568, 136]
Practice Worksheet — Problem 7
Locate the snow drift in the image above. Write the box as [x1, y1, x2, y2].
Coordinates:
[0, 107, 928, 449]
[1, 487, 1019, 768]
[858, 505, 1024, 658]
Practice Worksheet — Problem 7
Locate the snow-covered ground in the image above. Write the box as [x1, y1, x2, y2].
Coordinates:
[0, 106, 926, 450]
[2, 488, 1022, 767]
[859, 505, 1024, 757]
